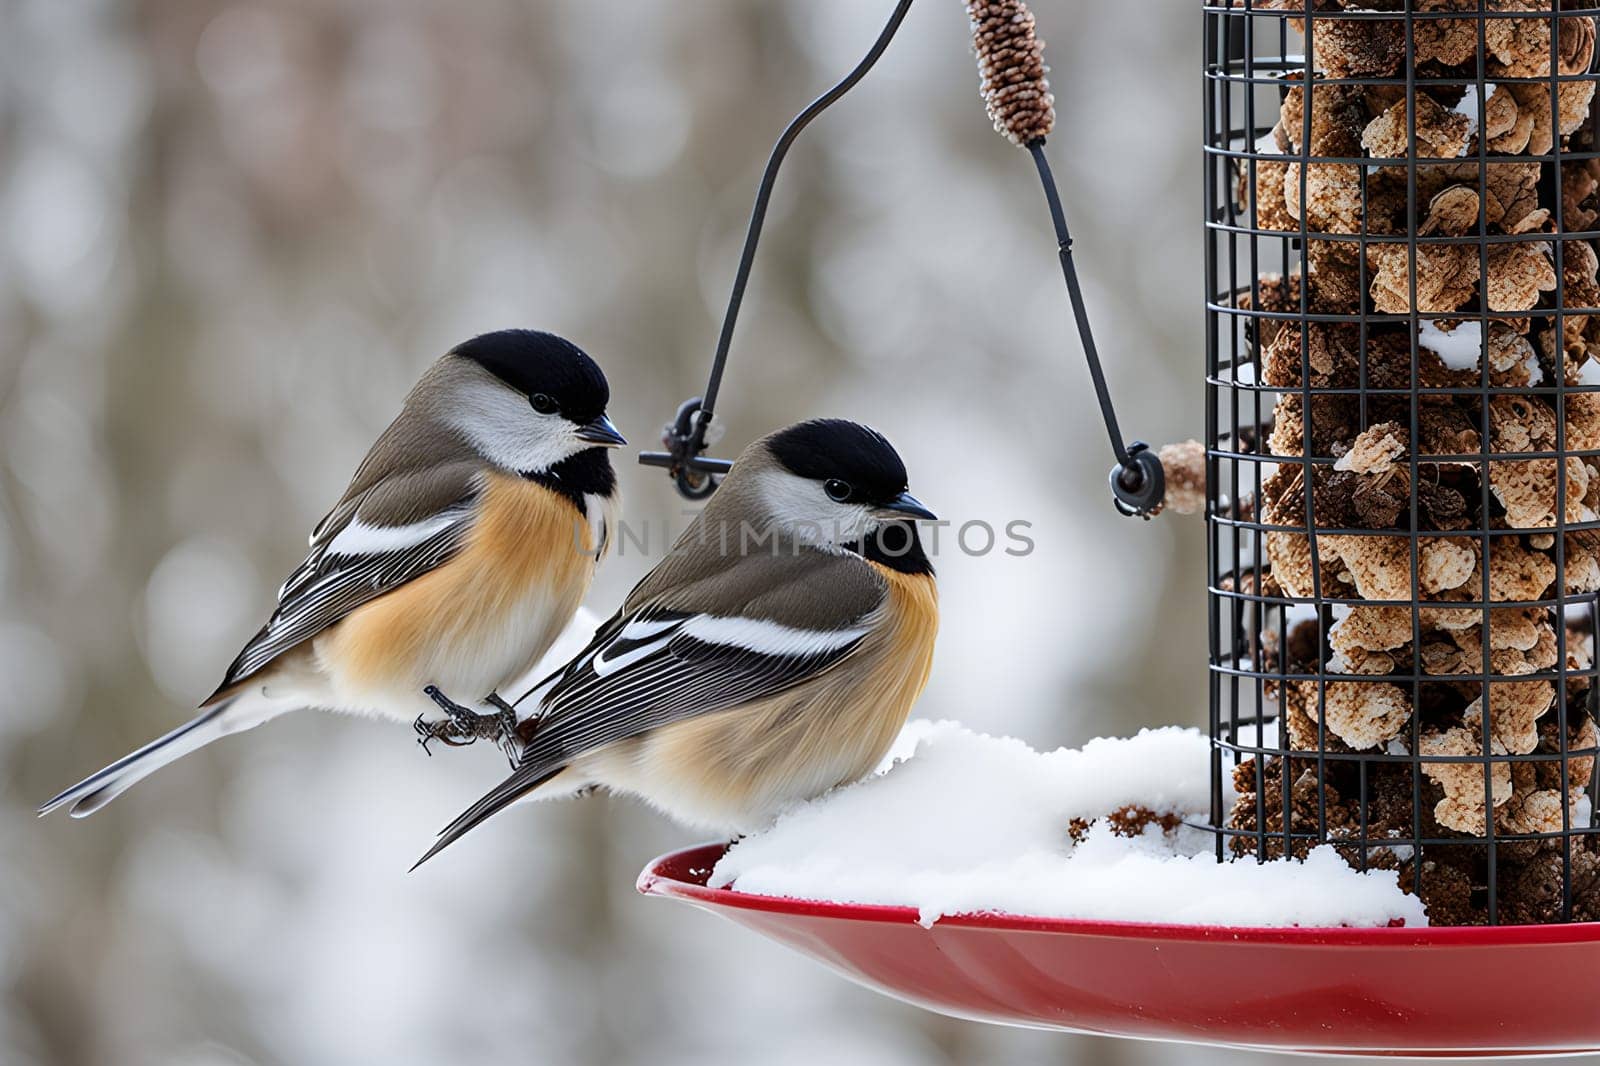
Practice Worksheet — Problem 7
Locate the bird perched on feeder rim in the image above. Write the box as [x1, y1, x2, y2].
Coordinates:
[40, 329, 625, 818]
[412, 419, 939, 866]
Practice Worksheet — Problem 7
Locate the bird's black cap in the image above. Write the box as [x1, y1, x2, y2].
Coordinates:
[767, 419, 909, 504]
[454, 330, 610, 422]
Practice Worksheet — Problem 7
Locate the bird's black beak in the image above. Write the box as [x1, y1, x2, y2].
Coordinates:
[575, 414, 626, 448]
[880, 491, 936, 521]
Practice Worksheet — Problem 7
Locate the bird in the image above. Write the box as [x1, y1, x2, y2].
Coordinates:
[412, 418, 939, 868]
[40, 329, 626, 818]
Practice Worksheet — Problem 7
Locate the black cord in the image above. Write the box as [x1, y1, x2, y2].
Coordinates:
[702, 0, 915, 423]
[1028, 139, 1132, 469]
[1028, 138, 1162, 516]
[641, 0, 915, 497]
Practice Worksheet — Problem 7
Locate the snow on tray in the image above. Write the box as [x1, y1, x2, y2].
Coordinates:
[710, 721, 1427, 929]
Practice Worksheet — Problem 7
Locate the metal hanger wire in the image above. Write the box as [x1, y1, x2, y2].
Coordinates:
[640, 0, 1160, 515]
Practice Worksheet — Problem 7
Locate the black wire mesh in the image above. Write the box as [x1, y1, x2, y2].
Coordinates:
[1205, 1, 1600, 924]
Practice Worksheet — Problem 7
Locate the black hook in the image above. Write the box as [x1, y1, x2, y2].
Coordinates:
[638, 0, 916, 499]
[1109, 442, 1165, 519]
[639, 398, 733, 500]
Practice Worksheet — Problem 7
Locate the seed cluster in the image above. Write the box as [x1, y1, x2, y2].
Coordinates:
[965, 0, 1055, 147]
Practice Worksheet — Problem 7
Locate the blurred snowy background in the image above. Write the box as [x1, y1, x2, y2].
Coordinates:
[0, 0, 1284, 1063]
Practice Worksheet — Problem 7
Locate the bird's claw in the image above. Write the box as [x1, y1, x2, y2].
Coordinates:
[417, 685, 519, 758]
[413, 712, 476, 754]
[484, 692, 521, 765]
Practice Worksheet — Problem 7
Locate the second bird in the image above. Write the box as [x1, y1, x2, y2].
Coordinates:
[41, 329, 624, 817]
[415, 418, 939, 866]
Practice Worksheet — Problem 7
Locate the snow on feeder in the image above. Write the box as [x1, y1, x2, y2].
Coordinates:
[636, 0, 1600, 1056]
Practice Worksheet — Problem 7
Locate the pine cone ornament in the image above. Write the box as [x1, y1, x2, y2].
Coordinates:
[965, 0, 1055, 147]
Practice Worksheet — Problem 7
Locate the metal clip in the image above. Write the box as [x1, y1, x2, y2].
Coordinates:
[637, 398, 733, 500]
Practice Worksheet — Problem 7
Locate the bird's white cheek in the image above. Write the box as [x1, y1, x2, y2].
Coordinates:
[447, 382, 570, 474]
[557, 424, 602, 463]
[758, 474, 874, 548]
[837, 506, 878, 545]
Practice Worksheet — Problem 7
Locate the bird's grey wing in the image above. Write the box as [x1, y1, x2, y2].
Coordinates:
[212, 461, 484, 695]
[413, 550, 886, 867]
[276, 495, 363, 604]
[525, 606, 865, 757]
[530, 547, 887, 751]
[279, 398, 481, 602]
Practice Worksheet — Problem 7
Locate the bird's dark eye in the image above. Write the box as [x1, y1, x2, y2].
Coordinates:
[824, 479, 853, 503]
[530, 393, 559, 414]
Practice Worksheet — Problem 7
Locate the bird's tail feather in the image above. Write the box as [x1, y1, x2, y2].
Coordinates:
[38, 694, 277, 818]
[410, 761, 564, 870]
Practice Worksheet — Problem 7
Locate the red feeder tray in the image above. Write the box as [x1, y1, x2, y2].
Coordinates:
[640, 843, 1600, 1057]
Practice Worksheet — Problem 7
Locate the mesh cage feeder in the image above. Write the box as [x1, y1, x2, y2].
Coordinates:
[636, 0, 1600, 1057]
[1207, 0, 1600, 928]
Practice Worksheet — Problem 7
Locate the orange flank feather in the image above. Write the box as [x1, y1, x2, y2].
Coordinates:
[319, 473, 600, 698]
[865, 563, 940, 716]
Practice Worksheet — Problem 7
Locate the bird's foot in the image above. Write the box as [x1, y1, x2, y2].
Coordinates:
[419, 685, 518, 757]
[482, 692, 521, 764]
[414, 714, 441, 754]
[413, 712, 475, 754]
